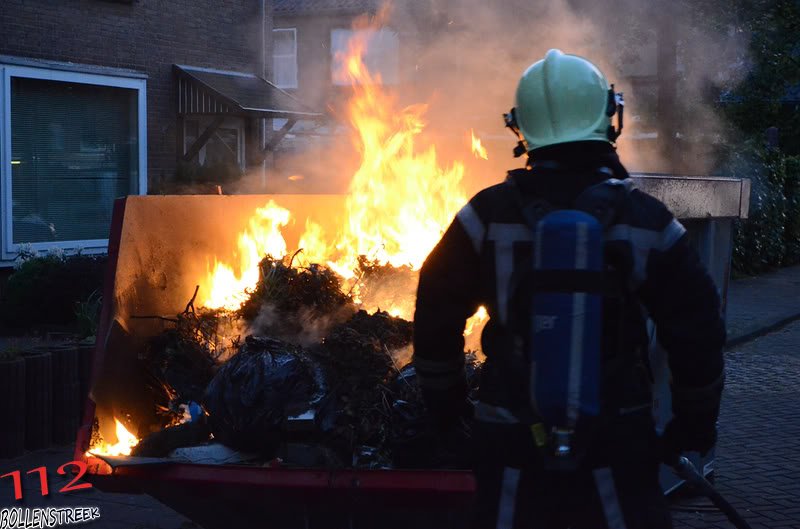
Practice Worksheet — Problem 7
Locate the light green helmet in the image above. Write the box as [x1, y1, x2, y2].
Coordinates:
[511, 49, 622, 152]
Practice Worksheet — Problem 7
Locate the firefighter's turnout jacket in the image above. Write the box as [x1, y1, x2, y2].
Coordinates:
[413, 144, 726, 433]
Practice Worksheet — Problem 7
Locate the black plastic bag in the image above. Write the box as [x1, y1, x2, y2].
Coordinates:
[203, 336, 318, 454]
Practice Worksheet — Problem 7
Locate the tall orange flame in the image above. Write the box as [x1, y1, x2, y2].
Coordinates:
[327, 24, 467, 280]
[203, 201, 291, 310]
[199, 12, 469, 319]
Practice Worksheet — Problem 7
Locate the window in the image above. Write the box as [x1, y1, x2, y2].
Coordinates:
[273, 28, 298, 89]
[273, 118, 289, 131]
[1, 65, 146, 259]
[331, 28, 400, 85]
[184, 117, 245, 169]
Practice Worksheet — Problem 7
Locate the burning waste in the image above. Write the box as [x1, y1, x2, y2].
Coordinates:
[89, 257, 482, 468]
[87, 14, 488, 469]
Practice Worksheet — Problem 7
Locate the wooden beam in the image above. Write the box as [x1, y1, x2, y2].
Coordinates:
[176, 115, 185, 165]
[182, 115, 225, 162]
[262, 119, 297, 154]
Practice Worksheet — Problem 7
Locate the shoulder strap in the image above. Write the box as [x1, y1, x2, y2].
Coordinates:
[573, 174, 636, 229]
[505, 166, 634, 228]
[503, 170, 555, 230]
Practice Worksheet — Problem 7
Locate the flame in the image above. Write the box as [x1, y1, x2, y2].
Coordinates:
[464, 306, 488, 336]
[464, 306, 489, 361]
[200, 13, 469, 319]
[202, 201, 291, 310]
[297, 219, 330, 267]
[326, 24, 466, 279]
[88, 418, 140, 457]
[471, 129, 489, 160]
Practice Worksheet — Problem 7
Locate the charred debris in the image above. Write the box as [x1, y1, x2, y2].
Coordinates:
[130, 255, 480, 469]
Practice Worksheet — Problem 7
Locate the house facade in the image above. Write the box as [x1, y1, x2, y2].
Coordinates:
[0, 0, 318, 265]
[270, 0, 666, 167]
[271, 0, 715, 178]
[269, 0, 455, 192]
[273, 0, 393, 108]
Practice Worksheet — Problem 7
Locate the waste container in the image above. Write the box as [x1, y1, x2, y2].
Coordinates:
[74, 174, 750, 526]
[632, 174, 750, 493]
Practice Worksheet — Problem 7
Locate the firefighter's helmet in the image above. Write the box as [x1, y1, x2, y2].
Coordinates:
[506, 49, 623, 154]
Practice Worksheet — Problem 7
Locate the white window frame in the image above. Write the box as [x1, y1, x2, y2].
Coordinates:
[273, 28, 298, 89]
[0, 65, 147, 261]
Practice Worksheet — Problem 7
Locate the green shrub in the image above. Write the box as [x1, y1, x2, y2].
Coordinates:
[783, 155, 800, 265]
[727, 141, 788, 275]
[0, 347, 21, 362]
[74, 289, 103, 339]
[0, 252, 107, 333]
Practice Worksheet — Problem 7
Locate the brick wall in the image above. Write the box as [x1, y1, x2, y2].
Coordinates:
[0, 0, 267, 190]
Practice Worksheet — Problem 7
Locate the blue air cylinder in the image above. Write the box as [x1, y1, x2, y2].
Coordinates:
[529, 210, 604, 428]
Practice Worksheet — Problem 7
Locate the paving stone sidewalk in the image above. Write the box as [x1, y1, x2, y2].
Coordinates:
[725, 265, 800, 345]
[672, 319, 800, 529]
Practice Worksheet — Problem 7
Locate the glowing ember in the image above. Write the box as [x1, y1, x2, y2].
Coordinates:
[88, 418, 139, 457]
[471, 129, 489, 160]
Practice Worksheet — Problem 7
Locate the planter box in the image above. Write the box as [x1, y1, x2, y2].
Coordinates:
[76, 341, 95, 415]
[51, 345, 81, 445]
[22, 351, 52, 451]
[0, 357, 25, 458]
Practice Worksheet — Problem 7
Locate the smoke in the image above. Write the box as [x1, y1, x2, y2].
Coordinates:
[390, 344, 413, 369]
[393, 0, 750, 178]
[247, 302, 355, 346]
[141, 0, 753, 200]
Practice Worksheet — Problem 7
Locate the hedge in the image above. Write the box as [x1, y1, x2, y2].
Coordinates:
[725, 140, 800, 275]
[0, 250, 106, 334]
[783, 155, 800, 265]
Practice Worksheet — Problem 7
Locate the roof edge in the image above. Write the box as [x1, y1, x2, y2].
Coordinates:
[173, 64, 324, 119]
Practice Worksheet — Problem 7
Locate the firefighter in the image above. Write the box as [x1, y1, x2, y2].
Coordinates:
[412, 49, 725, 529]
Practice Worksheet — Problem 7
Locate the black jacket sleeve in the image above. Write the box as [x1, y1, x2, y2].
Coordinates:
[413, 206, 482, 426]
